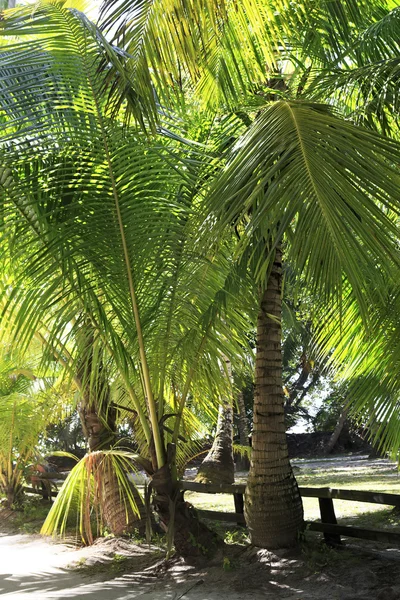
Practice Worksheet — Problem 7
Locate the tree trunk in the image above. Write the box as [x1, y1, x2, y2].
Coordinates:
[152, 459, 223, 558]
[77, 406, 147, 536]
[6, 485, 15, 507]
[245, 247, 304, 548]
[195, 401, 234, 484]
[236, 390, 250, 471]
[325, 407, 348, 454]
[100, 459, 147, 536]
[196, 357, 235, 484]
[76, 329, 145, 536]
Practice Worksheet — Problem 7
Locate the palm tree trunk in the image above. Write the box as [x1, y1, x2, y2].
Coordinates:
[325, 407, 348, 454]
[152, 460, 222, 557]
[76, 328, 146, 536]
[245, 246, 304, 548]
[195, 401, 234, 484]
[236, 390, 250, 471]
[196, 356, 235, 484]
[100, 459, 147, 536]
[78, 404, 147, 535]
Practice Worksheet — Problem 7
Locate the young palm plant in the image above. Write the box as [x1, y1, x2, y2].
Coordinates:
[0, 346, 52, 506]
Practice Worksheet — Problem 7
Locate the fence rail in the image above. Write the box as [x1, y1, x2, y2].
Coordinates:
[179, 481, 400, 545]
[24, 475, 400, 545]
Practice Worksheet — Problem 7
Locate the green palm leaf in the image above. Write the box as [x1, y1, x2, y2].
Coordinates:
[205, 100, 400, 317]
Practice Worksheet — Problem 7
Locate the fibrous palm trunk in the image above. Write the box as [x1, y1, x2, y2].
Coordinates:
[196, 401, 234, 484]
[76, 328, 146, 536]
[196, 357, 234, 484]
[78, 404, 147, 536]
[245, 247, 304, 548]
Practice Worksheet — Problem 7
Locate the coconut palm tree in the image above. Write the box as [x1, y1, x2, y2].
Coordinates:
[97, 0, 400, 549]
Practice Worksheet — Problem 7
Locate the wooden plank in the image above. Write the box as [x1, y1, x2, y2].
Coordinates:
[196, 509, 246, 524]
[307, 521, 400, 544]
[318, 497, 341, 545]
[179, 481, 245, 494]
[33, 472, 69, 481]
[299, 487, 400, 506]
[23, 486, 58, 498]
[180, 482, 400, 507]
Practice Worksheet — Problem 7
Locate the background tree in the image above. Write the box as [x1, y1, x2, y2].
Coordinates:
[196, 358, 235, 484]
[0, 342, 56, 506]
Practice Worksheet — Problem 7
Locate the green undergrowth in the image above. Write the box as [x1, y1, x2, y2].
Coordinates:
[10, 498, 53, 534]
[300, 537, 365, 573]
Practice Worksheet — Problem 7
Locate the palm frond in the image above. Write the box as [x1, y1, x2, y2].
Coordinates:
[41, 449, 144, 543]
[205, 100, 400, 319]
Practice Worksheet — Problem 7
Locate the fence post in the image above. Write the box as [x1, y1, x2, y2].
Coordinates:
[318, 497, 341, 545]
[233, 493, 245, 526]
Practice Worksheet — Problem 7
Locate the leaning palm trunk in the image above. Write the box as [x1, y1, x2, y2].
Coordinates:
[98, 454, 147, 536]
[325, 407, 348, 455]
[195, 401, 234, 484]
[152, 459, 221, 557]
[81, 408, 146, 536]
[245, 247, 304, 548]
[196, 357, 235, 484]
[76, 333, 146, 536]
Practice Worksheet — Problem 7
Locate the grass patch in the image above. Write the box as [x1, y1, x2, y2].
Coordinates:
[296, 457, 400, 524]
[11, 498, 52, 534]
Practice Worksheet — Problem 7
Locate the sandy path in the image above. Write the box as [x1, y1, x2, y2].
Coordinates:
[0, 533, 167, 599]
[2, 529, 400, 600]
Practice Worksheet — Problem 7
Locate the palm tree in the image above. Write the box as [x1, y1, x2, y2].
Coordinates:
[0, 1, 252, 553]
[97, 0, 400, 549]
[205, 98, 400, 546]
[2, 0, 400, 552]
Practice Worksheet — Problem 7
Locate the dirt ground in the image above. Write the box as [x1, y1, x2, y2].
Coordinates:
[2, 455, 400, 599]
[1, 529, 400, 599]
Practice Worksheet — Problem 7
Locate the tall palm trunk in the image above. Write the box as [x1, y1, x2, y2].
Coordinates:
[195, 401, 234, 484]
[245, 247, 304, 548]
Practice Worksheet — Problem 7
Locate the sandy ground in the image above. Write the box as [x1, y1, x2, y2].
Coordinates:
[2, 530, 400, 600]
[2, 455, 400, 599]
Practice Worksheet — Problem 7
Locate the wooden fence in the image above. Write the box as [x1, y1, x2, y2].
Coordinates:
[24, 474, 400, 545]
[179, 481, 400, 545]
